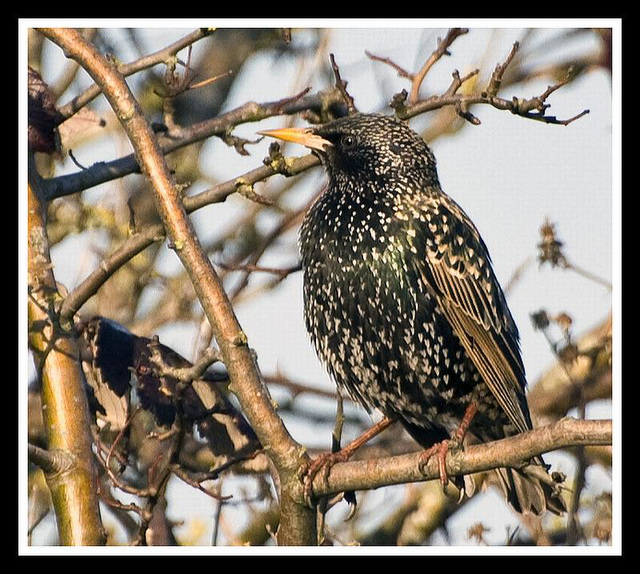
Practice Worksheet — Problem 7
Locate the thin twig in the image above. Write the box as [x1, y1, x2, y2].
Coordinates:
[409, 28, 469, 104]
[227, 190, 320, 302]
[216, 261, 301, 280]
[58, 154, 319, 322]
[42, 91, 332, 201]
[396, 41, 589, 126]
[367, 28, 469, 105]
[329, 53, 356, 113]
[565, 261, 613, 290]
[148, 344, 222, 383]
[485, 41, 521, 98]
[365, 50, 412, 78]
[188, 70, 233, 91]
[171, 466, 233, 501]
[105, 406, 140, 476]
[55, 28, 216, 120]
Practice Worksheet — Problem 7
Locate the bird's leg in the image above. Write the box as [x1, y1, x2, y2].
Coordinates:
[418, 402, 478, 489]
[301, 416, 395, 503]
[452, 402, 478, 446]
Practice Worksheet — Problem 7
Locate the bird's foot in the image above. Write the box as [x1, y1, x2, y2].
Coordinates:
[418, 439, 457, 490]
[418, 403, 478, 491]
[299, 417, 394, 506]
[299, 449, 352, 506]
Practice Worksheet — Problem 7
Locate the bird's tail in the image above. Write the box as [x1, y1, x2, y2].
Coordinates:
[491, 465, 566, 516]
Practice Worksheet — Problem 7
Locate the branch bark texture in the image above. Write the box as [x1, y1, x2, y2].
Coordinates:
[27, 162, 105, 546]
[38, 27, 315, 545]
[311, 417, 611, 497]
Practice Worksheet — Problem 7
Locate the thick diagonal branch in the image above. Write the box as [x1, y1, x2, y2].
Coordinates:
[39, 27, 315, 546]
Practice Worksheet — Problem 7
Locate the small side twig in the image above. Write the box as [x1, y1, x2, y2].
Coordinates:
[485, 41, 521, 98]
[216, 260, 301, 280]
[28, 443, 75, 475]
[409, 28, 469, 104]
[538, 219, 612, 290]
[234, 178, 275, 205]
[148, 343, 222, 384]
[329, 53, 357, 114]
[171, 466, 234, 501]
[394, 41, 589, 127]
[367, 28, 469, 105]
[55, 28, 216, 121]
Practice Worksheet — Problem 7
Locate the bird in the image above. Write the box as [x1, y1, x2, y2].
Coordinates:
[259, 112, 566, 515]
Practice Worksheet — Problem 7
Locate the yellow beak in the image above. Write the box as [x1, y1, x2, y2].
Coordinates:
[258, 127, 331, 152]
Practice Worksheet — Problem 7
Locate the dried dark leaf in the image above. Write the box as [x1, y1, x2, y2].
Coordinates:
[79, 316, 259, 454]
[538, 218, 567, 267]
[530, 309, 550, 331]
[28, 67, 61, 154]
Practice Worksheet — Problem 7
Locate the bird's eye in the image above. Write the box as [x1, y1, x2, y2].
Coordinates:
[340, 134, 358, 150]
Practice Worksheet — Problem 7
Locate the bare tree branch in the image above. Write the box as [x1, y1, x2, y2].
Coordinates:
[367, 27, 469, 105]
[40, 26, 317, 546]
[41, 91, 339, 201]
[58, 153, 319, 322]
[310, 417, 611, 498]
[27, 156, 106, 546]
[56, 28, 216, 120]
[391, 41, 589, 126]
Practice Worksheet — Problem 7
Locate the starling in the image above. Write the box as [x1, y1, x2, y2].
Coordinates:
[260, 113, 565, 515]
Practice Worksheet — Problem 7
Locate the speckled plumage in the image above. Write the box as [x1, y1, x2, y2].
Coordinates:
[268, 113, 564, 515]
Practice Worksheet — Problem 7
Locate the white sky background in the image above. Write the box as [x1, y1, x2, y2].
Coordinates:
[23, 20, 620, 551]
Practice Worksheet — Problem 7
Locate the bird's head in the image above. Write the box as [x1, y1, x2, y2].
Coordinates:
[259, 113, 438, 185]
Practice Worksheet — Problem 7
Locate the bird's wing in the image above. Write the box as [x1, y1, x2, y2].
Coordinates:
[412, 194, 532, 435]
